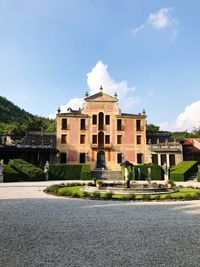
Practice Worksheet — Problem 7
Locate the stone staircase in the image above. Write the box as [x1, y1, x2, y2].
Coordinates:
[91, 169, 122, 180]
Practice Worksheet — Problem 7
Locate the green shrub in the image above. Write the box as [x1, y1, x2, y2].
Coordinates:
[170, 161, 198, 181]
[122, 164, 163, 181]
[45, 184, 61, 194]
[49, 164, 91, 180]
[3, 165, 21, 182]
[101, 192, 113, 200]
[92, 191, 101, 199]
[125, 194, 136, 200]
[82, 191, 90, 198]
[153, 195, 161, 200]
[197, 171, 200, 182]
[141, 194, 151, 200]
[8, 159, 44, 181]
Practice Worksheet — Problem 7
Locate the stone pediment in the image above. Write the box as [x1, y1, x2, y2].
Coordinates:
[84, 92, 118, 102]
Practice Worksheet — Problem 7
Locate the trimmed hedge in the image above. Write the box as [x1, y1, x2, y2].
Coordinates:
[121, 164, 164, 180]
[170, 161, 198, 181]
[8, 159, 44, 181]
[49, 164, 91, 180]
[3, 165, 21, 182]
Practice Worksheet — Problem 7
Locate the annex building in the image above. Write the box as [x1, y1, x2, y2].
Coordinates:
[56, 87, 147, 171]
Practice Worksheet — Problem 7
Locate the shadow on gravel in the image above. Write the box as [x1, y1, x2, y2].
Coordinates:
[0, 198, 200, 267]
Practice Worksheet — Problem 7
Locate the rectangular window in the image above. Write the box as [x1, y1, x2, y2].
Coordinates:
[60, 153, 67, 163]
[136, 120, 141, 131]
[152, 154, 158, 165]
[92, 115, 97, 124]
[61, 119, 67, 130]
[137, 153, 143, 164]
[169, 154, 175, 167]
[117, 153, 122, 164]
[117, 119, 122, 130]
[161, 154, 167, 166]
[137, 135, 141, 144]
[80, 119, 86, 130]
[80, 134, 85, 144]
[61, 134, 67, 144]
[80, 153, 86, 163]
[117, 135, 122, 144]
[105, 115, 110, 125]
[92, 135, 97, 144]
[105, 135, 110, 144]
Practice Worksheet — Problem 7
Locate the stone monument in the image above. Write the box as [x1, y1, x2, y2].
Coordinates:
[124, 167, 130, 188]
[163, 162, 169, 182]
[44, 161, 49, 181]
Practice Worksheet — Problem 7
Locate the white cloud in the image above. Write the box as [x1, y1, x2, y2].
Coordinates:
[60, 97, 84, 113]
[51, 61, 138, 117]
[176, 101, 200, 131]
[87, 61, 135, 101]
[132, 7, 178, 38]
[132, 24, 145, 35]
[159, 101, 200, 132]
[148, 8, 173, 29]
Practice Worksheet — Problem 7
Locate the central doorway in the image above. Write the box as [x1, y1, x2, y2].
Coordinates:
[96, 150, 106, 169]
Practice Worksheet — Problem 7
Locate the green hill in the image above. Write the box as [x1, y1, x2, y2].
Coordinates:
[0, 96, 55, 139]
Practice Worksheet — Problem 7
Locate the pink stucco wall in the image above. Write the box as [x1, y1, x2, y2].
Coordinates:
[85, 102, 118, 112]
[69, 118, 78, 144]
[193, 139, 200, 150]
[124, 119, 134, 144]
[124, 150, 135, 162]
[69, 150, 78, 161]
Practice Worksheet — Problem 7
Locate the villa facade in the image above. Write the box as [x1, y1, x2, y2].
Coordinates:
[56, 87, 147, 171]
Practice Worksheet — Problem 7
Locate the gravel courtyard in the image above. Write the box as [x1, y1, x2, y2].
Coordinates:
[0, 182, 200, 267]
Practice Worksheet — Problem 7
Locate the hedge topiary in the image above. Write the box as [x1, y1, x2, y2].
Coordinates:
[49, 164, 91, 180]
[8, 159, 44, 181]
[3, 165, 21, 182]
[170, 161, 198, 181]
[121, 164, 163, 180]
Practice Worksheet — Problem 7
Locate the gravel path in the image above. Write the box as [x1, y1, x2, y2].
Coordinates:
[0, 182, 200, 267]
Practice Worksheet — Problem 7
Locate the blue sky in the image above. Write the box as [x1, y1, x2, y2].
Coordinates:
[0, 0, 200, 131]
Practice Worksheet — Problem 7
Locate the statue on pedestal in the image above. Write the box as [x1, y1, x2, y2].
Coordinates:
[124, 167, 130, 188]
[163, 162, 169, 182]
[44, 161, 49, 181]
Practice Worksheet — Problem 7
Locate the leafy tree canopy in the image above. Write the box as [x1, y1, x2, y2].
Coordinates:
[147, 124, 160, 132]
[0, 96, 55, 139]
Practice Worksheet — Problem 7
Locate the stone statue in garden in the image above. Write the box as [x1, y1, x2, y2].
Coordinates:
[124, 167, 130, 188]
[44, 161, 49, 181]
[147, 167, 151, 183]
[163, 162, 169, 182]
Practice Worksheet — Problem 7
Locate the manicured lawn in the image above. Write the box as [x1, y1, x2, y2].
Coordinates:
[45, 184, 200, 201]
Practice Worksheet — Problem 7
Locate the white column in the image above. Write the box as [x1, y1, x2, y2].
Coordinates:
[158, 154, 161, 166]
[166, 154, 170, 167]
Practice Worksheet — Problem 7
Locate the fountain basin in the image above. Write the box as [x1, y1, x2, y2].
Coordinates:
[83, 182, 177, 195]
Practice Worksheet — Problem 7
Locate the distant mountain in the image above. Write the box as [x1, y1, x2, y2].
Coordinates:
[0, 96, 55, 139]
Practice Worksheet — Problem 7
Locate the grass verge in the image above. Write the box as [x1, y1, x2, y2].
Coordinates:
[44, 184, 200, 201]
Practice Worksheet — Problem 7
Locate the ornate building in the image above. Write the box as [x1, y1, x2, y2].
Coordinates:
[56, 87, 147, 170]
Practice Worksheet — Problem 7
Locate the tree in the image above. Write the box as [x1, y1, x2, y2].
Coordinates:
[147, 124, 160, 133]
